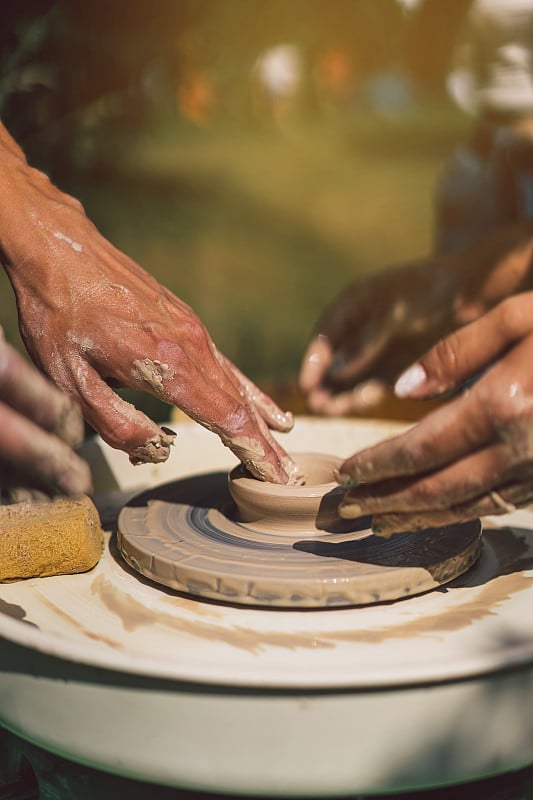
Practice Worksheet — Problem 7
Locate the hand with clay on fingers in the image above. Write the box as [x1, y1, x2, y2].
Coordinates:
[299, 222, 533, 417]
[0, 123, 300, 484]
[337, 291, 533, 535]
[0, 335, 92, 499]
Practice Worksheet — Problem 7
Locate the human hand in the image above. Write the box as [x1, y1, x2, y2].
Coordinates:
[0, 126, 299, 483]
[337, 291, 533, 534]
[299, 222, 533, 415]
[0, 334, 91, 498]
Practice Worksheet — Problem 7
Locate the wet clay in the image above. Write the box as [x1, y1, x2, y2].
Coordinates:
[132, 359, 174, 393]
[89, 527, 532, 654]
[228, 453, 343, 531]
[129, 427, 176, 466]
[117, 455, 483, 608]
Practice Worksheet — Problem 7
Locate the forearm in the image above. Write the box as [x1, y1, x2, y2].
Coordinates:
[0, 122, 33, 267]
[0, 122, 102, 315]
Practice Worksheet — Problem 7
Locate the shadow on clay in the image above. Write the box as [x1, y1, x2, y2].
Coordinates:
[294, 518, 480, 572]
[296, 523, 533, 602]
[314, 488, 371, 534]
[440, 526, 533, 591]
[123, 471, 230, 514]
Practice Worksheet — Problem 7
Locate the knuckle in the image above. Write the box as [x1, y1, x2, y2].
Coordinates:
[477, 387, 520, 439]
[54, 193, 85, 215]
[496, 296, 527, 338]
[429, 333, 461, 378]
[401, 435, 439, 474]
[411, 478, 443, 509]
[69, 195, 85, 214]
[180, 316, 210, 351]
[35, 168, 51, 185]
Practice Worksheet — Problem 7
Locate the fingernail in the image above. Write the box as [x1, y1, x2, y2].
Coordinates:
[161, 426, 176, 437]
[58, 460, 93, 496]
[300, 335, 331, 390]
[394, 363, 427, 398]
[305, 337, 329, 368]
[307, 351, 323, 366]
[274, 410, 293, 428]
[338, 499, 364, 518]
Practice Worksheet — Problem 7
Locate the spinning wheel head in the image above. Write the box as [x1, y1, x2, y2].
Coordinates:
[117, 453, 482, 609]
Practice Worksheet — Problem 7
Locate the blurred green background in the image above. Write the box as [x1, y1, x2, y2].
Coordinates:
[0, 0, 472, 419]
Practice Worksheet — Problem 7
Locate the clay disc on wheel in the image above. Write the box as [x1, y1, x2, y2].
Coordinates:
[117, 472, 482, 608]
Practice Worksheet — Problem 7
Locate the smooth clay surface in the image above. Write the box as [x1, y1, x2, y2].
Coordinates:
[117, 452, 483, 608]
[228, 452, 345, 532]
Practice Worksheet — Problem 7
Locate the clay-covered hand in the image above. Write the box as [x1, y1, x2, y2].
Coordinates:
[299, 222, 533, 415]
[337, 291, 533, 534]
[0, 125, 298, 483]
[0, 334, 91, 497]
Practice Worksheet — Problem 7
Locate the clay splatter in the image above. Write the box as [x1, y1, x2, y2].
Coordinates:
[132, 359, 174, 392]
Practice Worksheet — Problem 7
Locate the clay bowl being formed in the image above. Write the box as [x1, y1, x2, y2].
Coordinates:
[118, 445, 482, 608]
[228, 452, 347, 534]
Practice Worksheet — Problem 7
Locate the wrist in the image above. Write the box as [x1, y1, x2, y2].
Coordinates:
[0, 140, 70, 284]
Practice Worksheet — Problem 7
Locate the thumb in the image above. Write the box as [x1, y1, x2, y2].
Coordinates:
[394, 297, 531, 399]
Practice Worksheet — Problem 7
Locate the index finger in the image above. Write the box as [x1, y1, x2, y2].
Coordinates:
[222, 356, 294, 432]
[395, 295, 533, 401]
[338, 386, 494, 484]
[152, 345, 300, 484]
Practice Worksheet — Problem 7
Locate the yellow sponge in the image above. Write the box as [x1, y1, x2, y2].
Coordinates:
[0, 496, 104, 582]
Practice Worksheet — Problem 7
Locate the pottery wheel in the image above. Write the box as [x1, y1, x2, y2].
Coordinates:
[117, 470, 482, 608]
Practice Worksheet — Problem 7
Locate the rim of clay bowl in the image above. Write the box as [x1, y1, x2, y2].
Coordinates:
[227, 453, 347, 532]
[229, 452, 342, 499]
